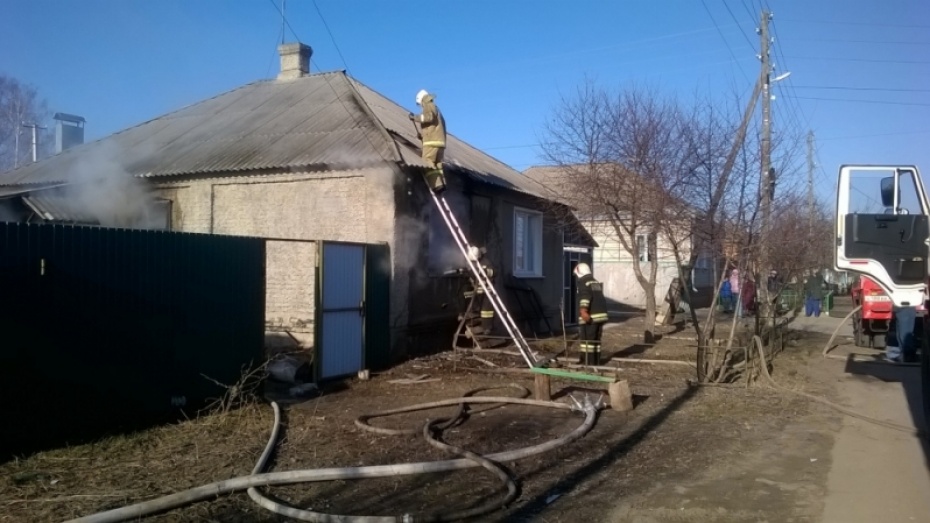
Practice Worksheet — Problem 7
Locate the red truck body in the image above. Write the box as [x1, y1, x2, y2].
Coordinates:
[850, 275, 893, 348]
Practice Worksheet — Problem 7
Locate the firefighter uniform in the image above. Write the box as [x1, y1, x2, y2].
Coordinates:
[461, 264, 495, 334]
[415, 90, 447, 194]
[575, 264, 608, 365]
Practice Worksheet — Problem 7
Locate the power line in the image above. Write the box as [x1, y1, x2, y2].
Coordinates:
[788, 95, 930, 107]
[787, 56, 930, 65]
[699, 0, 752, 84]
[720, 0, 756, 50]
[791, 85, 930, 93]
[779, 18, 930, 29]
[795, 37, 930, 46]
[739, 0, 756, 23]
[311, 0, 350, 72]
[818, 129, 930, 141]
[266, 0, 302, 42]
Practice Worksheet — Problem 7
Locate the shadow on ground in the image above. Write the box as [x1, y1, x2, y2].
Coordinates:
[843, 354, 930, 470]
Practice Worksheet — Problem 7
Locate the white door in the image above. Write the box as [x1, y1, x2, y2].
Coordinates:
[320, 243, 365, 379]
[835, 165, 930, 307]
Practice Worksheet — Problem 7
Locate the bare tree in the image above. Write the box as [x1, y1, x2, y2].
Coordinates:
[0, 74, 52, 173]
[541, 81, 701, 342]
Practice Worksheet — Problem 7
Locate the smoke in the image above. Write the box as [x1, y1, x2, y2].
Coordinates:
[393, 214, 428, 274]
[56, 142, 164, 230]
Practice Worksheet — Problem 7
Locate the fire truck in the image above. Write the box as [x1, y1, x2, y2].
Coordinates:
[835, 165, 929, 419]
[850, 275, 893, 349]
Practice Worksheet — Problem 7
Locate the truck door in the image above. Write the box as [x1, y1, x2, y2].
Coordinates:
[835, 165, 930, 307]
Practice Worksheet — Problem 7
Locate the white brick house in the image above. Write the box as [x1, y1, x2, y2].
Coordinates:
[524, 165, 716, 310]
[0, 43, 593, 362]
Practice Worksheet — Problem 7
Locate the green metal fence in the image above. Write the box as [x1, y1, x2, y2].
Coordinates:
[0, 223, 266, 458]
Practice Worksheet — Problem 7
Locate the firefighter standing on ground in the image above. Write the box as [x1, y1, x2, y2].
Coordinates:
[574, 263, 608, 365]
[409, 89, 447, 194]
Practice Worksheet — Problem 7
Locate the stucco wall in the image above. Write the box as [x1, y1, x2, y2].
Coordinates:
[154, 167, 398, 350]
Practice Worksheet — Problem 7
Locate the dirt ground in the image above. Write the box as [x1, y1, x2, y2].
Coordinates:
[0, 321, 846, 523]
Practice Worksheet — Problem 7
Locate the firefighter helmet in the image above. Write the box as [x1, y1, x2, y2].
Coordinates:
[573, 262, 592, 278]
[416, 89, 429, 105]
[467, 246, 482, 262]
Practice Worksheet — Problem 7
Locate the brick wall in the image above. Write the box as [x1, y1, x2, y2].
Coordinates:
[153, 167, 400, 351]
[265, 240, 316, 346]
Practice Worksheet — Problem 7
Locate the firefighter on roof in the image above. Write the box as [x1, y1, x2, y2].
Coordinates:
[574, 262, 608, 365]
[409, 89, 447, 194]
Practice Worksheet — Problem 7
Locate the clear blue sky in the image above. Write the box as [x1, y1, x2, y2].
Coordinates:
[2, 0, 928, 205]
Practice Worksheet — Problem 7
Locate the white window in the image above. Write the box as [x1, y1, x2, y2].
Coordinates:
[636, 234, 652, 262]
[514, 207, 543, 277]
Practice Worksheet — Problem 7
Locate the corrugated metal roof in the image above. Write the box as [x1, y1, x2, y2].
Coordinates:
[351, 80, 552, 198]
[0, 71, 552, 200]
[22, 193, 99, 223]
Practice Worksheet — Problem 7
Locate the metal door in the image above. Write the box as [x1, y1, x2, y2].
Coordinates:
[319, 242, 365, 379]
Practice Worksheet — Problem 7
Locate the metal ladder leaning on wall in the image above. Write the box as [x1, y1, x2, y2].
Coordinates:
[428, 188, 554, 369]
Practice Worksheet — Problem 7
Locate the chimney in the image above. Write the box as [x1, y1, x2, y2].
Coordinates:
[277, 42, 313, 80]
[53, 113, 85, 154]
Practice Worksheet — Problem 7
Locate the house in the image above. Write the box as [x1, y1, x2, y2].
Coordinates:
[0, 43, 594, 370]
[524, 164, 717, 310]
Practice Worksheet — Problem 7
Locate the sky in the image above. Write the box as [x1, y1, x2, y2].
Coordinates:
[2, 0, 928, 207]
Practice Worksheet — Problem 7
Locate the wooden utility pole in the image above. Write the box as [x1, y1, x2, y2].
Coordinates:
[759, 10, 773, 255]
[807, 130, 815, 236]
[757, 10, 774, 322]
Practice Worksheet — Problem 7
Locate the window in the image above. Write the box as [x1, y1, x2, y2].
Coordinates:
[636, 234, 652, 262]
[514, 207, 543, 277]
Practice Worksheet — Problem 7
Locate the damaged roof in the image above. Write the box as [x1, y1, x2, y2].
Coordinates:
[0, 71, 551, 199]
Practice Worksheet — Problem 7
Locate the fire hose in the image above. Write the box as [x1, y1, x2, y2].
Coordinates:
[65, 385, 602, 523]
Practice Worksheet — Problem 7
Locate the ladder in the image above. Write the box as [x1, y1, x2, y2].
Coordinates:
[428, 188, 550, 368]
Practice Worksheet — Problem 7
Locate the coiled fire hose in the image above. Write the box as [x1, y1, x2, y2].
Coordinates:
[65, 385, 602, 523]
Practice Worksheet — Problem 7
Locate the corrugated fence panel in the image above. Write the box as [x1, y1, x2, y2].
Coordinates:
[365, 243, 391, 370]
[0, 222, 265, 459]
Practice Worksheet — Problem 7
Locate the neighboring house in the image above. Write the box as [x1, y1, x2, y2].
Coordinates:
[0, 43, 594, 365]
[524, 165, 716, 310]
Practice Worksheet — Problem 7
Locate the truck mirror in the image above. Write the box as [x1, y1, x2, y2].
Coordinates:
[880, 176, 895, 207]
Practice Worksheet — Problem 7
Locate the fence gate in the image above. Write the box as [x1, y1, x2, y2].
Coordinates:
[318, 242, 365, 379]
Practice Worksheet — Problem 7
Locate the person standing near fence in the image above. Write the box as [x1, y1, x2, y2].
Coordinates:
[804, 270, 825, 317]
[729, 268, 741, 317]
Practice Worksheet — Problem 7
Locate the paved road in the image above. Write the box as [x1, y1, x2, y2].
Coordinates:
[796, 299, 930, 522]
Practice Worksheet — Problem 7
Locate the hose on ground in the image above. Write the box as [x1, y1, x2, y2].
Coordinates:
[248, 385, 529, 522]
[822, 305, 861, 359]
[756, 336, 927, 439]
[66, 387, 600, 523]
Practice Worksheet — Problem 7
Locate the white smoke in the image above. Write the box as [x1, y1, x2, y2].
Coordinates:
[56, 142, 164, 230]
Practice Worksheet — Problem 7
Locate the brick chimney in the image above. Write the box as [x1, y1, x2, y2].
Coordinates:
[277, 42, 312, 80]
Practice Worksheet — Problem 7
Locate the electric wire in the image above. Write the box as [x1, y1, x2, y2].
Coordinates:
[790, 96, 930, 108]
[792, 85, 930, 94]
[720, 0, 756, 50]
[699, 0, 752, 84]
[311, 0, 351, 73]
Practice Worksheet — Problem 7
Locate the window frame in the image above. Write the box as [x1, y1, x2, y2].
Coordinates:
[513, 206, 544, 278]
[635, 233, 653, 263]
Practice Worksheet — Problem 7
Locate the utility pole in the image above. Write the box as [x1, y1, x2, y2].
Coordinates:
[807, 130, 815, 236]
[22, 122, 46, 163]
[281, 0, 286, 44]
[757, 10, 774, 322]
[759, 10, 773, 244]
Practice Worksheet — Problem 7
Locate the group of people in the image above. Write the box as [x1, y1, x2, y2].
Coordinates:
[718, 268, 757, 317]
[718, 268, 827, 318]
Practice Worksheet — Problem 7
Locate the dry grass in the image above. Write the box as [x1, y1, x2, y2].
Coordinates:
[0, 403, 274, 522]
